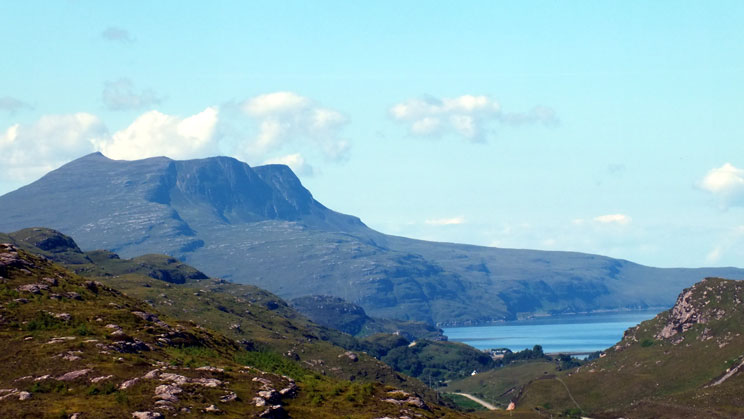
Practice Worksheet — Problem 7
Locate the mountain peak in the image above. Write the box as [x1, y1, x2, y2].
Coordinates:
[0, 153, 365, 258]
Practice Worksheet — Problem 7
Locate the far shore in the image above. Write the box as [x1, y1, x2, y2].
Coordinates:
[437, 307, 666, 328]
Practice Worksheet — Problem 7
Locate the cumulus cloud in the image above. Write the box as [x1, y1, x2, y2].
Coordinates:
[425, 216, 466, 226]
[95, 107, 219, 160]
[700, 163, 744, 207]
[0, 96, 32, 113]
[101, 26, 133, 42]
[102, 78, 162, 111]
[390, 95, 557, 141]
[0, 113, 105, 180]
[237, 92, 349, 160]
[263, 153, 314, 176]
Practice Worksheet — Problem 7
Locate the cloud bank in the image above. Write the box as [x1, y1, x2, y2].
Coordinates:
[0, 92, 346, 185]
[390, 94, 557, 141]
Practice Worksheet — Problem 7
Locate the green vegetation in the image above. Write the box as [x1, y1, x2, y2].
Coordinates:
[446, 360, 558, 408]
[442, 393, 487, 412]
[234, 350, 308, 379]
[0, 242, 464, 418]
[1, 227, 479, 402]
[373, 339, 498, 384]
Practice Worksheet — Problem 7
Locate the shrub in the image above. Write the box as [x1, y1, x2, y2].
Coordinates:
[234, 350, 307, 379]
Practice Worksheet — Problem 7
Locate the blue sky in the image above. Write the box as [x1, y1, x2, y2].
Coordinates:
[1, 1, 743, 267]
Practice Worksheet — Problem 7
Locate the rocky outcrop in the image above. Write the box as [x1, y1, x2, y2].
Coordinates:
[0, 244, 31, 276]
[57, 369, 92, 381]
[656, 287, 706, 340]
[0, 389, 32, 401]
[381, 390, 429, 410]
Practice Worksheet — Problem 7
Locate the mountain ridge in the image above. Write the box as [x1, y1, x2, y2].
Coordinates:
[1, 153, 742, 325]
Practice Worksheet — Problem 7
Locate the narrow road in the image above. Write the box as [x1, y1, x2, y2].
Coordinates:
[452, 392, 499, 410]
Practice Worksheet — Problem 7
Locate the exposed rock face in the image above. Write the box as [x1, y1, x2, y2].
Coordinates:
[656, 287, 705, 339]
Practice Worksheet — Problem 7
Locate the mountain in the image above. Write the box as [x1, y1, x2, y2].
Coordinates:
[513, 276, 744, 418]
[1, 152, 743, 325]
[0, 241, 462, 418]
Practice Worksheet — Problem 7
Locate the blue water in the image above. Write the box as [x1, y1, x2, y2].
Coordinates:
[443, 310, 660, 354]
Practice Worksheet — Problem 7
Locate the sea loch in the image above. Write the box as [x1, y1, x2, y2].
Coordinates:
[443, 310, 660, 354]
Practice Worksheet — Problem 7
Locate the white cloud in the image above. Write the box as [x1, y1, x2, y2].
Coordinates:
[102, 78, 162, 111]
[263, 153, 314, 176]
[243, 91, 309, 116]
[101, 26, 133, 42]
[593, 214, 632, 225]
[95, 107, 219, 160]
[0, 92, 348, 188]
[237, 92, 349, 160]
[700, 163, 744, 207]
[390, 95, 557, 141]
[425, 216, 466, 226]
[0, 113, 105, 180]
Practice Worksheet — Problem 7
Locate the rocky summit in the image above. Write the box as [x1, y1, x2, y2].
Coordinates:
[1, 153, 743, 325]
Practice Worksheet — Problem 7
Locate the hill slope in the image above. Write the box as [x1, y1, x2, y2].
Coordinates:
[515, 277, 744, 418]
[0, 228, 447, 396]
[0, 240, 464, 418]
[1, 153, 742, 325]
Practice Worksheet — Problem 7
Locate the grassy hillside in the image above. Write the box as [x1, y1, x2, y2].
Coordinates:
[445, 361, 558, 409]
[515, 277, 744, 418]
[0, 242, 465, 418]
[1, 228, 444, 399]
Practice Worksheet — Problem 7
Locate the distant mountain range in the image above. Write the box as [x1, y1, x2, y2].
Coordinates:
[1, 152, 742, 325]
